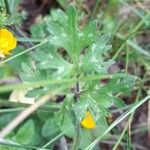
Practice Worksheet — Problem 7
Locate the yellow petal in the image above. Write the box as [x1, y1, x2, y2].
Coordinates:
[0, 28, 17, 56]
[81, 111, 96, 129]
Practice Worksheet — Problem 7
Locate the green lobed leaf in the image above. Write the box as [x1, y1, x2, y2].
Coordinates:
[92, 75, 136, 108]
[81, 20, 97, 48]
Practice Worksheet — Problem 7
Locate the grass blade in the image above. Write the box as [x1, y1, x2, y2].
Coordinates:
[85, 95, 150, 150]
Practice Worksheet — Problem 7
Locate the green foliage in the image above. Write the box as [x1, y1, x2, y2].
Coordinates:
[0, 113, 17, 129]
[0, 2, 139, 150]
[42, 116, 60, 138]
[9, 5, 136, 149]
[0, 9, 8, 27]
[92, 75, 135, 108]
[8, 46, 30, 73]
[0, 0, 22, 27]
[14, 119, 35, 145]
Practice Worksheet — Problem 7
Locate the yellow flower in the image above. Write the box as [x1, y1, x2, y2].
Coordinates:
[0, 28, 17, 56]
[81, 111, 96, 129]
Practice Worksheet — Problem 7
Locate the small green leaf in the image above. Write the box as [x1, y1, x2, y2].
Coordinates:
[42, 117, 60, 138]
[51, 9, 67, 24]
[92, 75, 135, 108]
[0, 113, 17, 129]
[67, 5, 77, 36]
[9, 46, 30, 73]
[67, 5, 80, 55]
[80, 129, 93, 149]
[25, 87, 43, 99]
[20, 69, 47, 82]
[31, 23, 46, 38]
[59, 113, 75, 137]
[81, 20, 97, 48]
[72, 97, 89, 122]
[99, 75, 136, 95]
[94, 33, 111, 49]
[15, 119, 35, 145]
[21, 63, 31, 73]
[94, 115, 108, 136]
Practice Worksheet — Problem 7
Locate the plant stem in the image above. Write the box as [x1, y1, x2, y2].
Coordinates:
[113, 12, 150, 60]
[112, 111, 135, 150]
[72, 124, 80, 150]
[126, 128, 132, 150]
[125, 44, 129, 74]
[0, 99, 60, 112]
[4, 0, 11, 15]
[0, 138, 49, 150]
[112, 43, 126, 60]
[112, 121, 129, 150]
[42, 126, 73, 148]
[0, 74, 134, 93]
[90, 0, 101, 19]
[85, 95, 150, 150]
[72, 81, 81, 150]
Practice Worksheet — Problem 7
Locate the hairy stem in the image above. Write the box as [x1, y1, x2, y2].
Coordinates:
[72, 124, 80, 150]
[72, 82, 81, 150]
[0, 99, 60, 112]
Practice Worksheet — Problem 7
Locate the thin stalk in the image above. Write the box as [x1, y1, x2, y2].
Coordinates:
[0, 99, 60, 112]
[85, 95, 150, 150]
[127, 12, 150, 38]
[42, 126, 73, 148]
[90, 0, 101, 19]
[112, 112, 135, 150]
[112, 73, 144, 150]
[125, 44, 129, 74]
[113, 12, 150, 60]
[17, 37, 42, 42]
[127, 114, 132, 150]
[112, 122, 128, 150]
[126, 73, 147, 150]
[0, 139, 49, 150]
[119, 0, 148, 19]
[4, 0, 11, 15]
[72, 124, 80, 150]
[148, 101, 150, 139]
[112, 43, 126, 60]
[126, 130, 132, 150]
[0, 108, 25, 113]
[116, 33, 150, 57]
[15, 26, 34, 48]
[71, 82, 81, 150]
[0, 73, 133, 93]
[102, 140, 147, 150]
